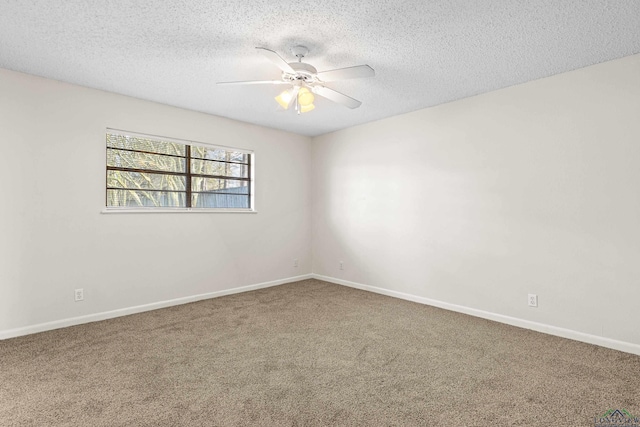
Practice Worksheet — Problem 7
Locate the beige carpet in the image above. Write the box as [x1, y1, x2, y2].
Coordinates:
[1, 279, 638, 426]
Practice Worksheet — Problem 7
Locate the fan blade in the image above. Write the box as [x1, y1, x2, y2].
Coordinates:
[313, 86, 362, 109]
[317, 65, 375, 82]
[217, 80, 289, 85]
[256, 47, 296, 74]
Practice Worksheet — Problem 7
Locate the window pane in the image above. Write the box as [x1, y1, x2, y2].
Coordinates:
[192, 193, 250, 209]
[192, 178, 249, 194]
[107, 133, 185, 156]
[105, 131, 253, 210]
[107, 170, 186, 191]
[191, 146, 248, 164]
[107, 148, 186, 173]
[107, 189, 186, 207]
[191, 159, 249, 178]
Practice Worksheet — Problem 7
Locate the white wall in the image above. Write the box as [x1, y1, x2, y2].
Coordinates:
[312, 54, 640, 347]
[3, 53, 639, 351]
[0, 68, 312, 334]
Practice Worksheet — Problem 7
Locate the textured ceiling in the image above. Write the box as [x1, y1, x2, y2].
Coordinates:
[1, 1, 639, 137]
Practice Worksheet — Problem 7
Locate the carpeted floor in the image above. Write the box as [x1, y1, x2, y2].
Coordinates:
[1, 279, 638, 426]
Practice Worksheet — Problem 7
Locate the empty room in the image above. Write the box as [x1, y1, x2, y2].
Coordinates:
[1, 1, 639, 426]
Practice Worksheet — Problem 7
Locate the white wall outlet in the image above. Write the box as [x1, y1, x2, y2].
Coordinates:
[75, 288, 84, 302]
[293, 258, 299, 268]
[528, 293, 538, 307]
[339, 261, 344, 270]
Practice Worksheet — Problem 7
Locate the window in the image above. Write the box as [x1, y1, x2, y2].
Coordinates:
[106, 129, 253, 210]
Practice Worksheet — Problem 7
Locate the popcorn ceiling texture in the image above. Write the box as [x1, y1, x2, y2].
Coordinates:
[1, 0, 639, 136]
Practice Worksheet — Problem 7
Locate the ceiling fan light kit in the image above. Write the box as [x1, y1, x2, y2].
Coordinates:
[218, 45, 375, 114]
[275, 86, 316, 114]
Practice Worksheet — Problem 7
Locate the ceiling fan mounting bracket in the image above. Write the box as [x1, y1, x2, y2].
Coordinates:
[290, 45, 309, 60]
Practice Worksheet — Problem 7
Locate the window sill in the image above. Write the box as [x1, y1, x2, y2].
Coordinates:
[101, 208, 257, 214]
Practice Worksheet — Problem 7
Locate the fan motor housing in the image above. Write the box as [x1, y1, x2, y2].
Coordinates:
[284, 62, 318, 82]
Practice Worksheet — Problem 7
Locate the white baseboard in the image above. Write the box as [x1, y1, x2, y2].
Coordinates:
[0, 274, 313, 340]
[5, 272, 639, 356]
[312, 274, 640, 356]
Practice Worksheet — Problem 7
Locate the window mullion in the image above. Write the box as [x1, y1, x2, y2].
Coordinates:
[186, 145, 192, 208]
[247, 152, 252, 209]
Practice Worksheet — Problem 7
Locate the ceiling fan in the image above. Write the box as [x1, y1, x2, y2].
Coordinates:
[218, 46, 375, 114]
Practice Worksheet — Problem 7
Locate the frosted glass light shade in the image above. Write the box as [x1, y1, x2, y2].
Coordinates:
[298, 87, 314, 106]
[275, 89, 293, 109]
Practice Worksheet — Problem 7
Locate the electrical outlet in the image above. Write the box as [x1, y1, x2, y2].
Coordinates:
[528, 294, 538, 307]
[293, 259, 299, 268]
[339, 261, 344, 270]
[75, 288, 84, 302]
